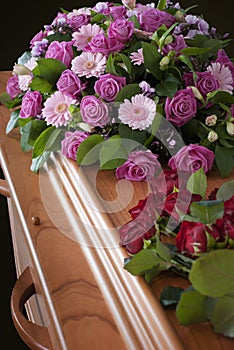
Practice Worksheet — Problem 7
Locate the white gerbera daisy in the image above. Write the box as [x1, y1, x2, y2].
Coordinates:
[118, 94, 156, 130]
[71, 52, 107, 78]
[207, 62, 233, 94]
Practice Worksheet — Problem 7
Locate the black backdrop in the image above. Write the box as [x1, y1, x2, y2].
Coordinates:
[1, 0, 234, 70]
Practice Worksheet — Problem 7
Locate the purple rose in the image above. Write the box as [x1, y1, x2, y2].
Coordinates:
[80, 95, 110, 127]
[165, 88, 197, 127]
[45, 41, 74, 67]
[103, 5, 127, 20]
[94, 73, 126, 101]
[116, 150, 160, 181]
[61, 130, 88, 161]
[168, 144, 215, 173]
[195, 71, 219, 97]
[6, 75, 21, 99]
[139, 8, 175, 33]
[108, 19, 134, 43]
[68, 14, 90, 31]
[162, 35, 187, 56]
[56, 69, 84, 99]
[20, 90, 42, 118]
[85, 34, 125, 56]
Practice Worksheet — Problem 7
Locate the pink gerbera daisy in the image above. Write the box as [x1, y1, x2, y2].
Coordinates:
[71, 52, 106, 78]
[118, 94, 156, 130]
[42, 91, 76, 127]
[72, 23, 104, 51]
[207, 62, 233, 94]
[130, 48, 144, 65]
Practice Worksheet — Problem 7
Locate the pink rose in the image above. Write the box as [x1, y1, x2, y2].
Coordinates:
[195, 71, 219, 97]
[168, 144, 215, 173]
[94, 73, 126, 101]
[80, 95, 110, 127]
[108, 19, 134, 43]
[165, 88, 197, 127]
[103, 5, 127, 20]
[45, 41, 74, 67]
[61, 130, 88, 161]
[68, 14, 90, 31]
[56, 69, 84, 99]
[116, 150, 160, 181]
[6, 75, 21, 99]
[85, 34, 125, 56]
[20, 90, 42, 118]
[139, 8, 175, 33]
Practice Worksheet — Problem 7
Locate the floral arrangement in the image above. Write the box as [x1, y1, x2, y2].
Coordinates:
[1, 0, 234, 339]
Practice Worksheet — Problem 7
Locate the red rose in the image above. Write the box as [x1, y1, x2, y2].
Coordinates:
[176, 221, 221, 258]
[119, 215, 156, 254]
[129, 193, 164, 220]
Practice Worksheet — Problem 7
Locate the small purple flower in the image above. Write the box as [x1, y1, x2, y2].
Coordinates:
[56, 69, 84, 99]
[31, 38, 49, 57]
[162, 35, 187, 56]
[116, 150, 160, 181]
[84, 34, 125, 56]
[94, 73, 126, 101]
[168, 144, 215, 174]
[80, 95, 110, 127]
[61, 130, 89, 161]
[20, 90, 43, 118]
[30, 30, 46, 48]
[45, 41, 74, 67]
[108, 19, 134, 43]
[139, 8, 175, 33]
[6, 75, 22, 99]
[165, 88, 197, 127]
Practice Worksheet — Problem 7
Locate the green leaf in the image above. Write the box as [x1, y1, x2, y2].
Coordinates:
[76, 134, 104, 166]
[0, 92, 11, 106]
[157, 0, 166, 10]
[30, 151, 51, 173]
[189, 250, 234, 298]
[34, 58, 67, 87]
[142, 42, 163, 80]
[176, 287, 208, 325]
[27, 120, 48, 146]
[29, 76, 53, 93]
[32, 126, 56, 158]
[160, 286, 184, 308]
[215, 144, 234, 178]
[216, 180, 234, 201]
[155, 76, 179, 97]
[6, 110, 20, 134]
[124, 249, 165, 276]
[207, 90, 234, 104]
[207, 295, 234, 338]
[187, 168, 207, 199]
[106, 54, 118, 76]
[118, 124, 147, 144]
[115, 83, 141, 102]
[155, 236, 172, 262]
[20, 122, 33, 152]
[180, 47, 212, 55]
[189, 200, 224, 224]
[100, 137, 128, 170]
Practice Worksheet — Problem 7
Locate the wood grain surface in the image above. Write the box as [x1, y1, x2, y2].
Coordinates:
[0, 71, 234, 350]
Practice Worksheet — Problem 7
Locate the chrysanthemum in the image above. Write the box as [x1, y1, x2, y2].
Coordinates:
[207, 62, 233, 94]
[71, 52, 107, 78]
[118, 94, 156, 130]
[42, 91, 76, 127]
[130, 48, 144, 65]
[72, 24, 104, 51]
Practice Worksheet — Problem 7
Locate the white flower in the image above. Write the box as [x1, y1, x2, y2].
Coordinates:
[71, 52, 107, 78]
[17, 57, 37, 91]
[118, 94, 156, 130]
[207, 62, 233, 94]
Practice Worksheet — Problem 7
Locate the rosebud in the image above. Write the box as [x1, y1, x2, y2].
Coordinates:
[205, 114, 217, 126]
[175, 10, 185, 21]
[122, 0, 136, 9]
[159, 56, 170, 70]
[188, 86, 203, 101]
[13, 64, 32, 75]
[164, 35, 173, 46]
[208, 130, 219, 143]
[226, 121, 234, 136]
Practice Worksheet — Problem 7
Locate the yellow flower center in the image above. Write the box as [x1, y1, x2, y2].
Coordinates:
[85, 61, 95, 69]
[56, 103, 67, 113]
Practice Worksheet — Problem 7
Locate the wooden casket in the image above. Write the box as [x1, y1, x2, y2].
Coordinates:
[0, 71, 234, 350]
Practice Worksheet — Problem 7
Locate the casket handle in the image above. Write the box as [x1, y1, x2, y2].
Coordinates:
[0, 178, 10, 197]
[11, 266, 54, 350]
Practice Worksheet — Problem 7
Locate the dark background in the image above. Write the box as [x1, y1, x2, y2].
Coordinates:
[1, 1, 234, 348]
